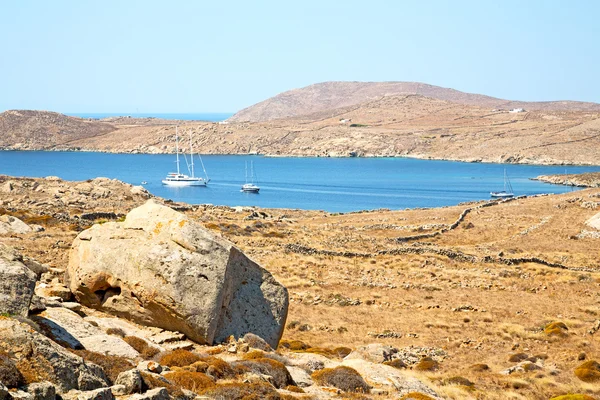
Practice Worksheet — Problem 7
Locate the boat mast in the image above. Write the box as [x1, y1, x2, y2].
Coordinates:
[189, 131, 195, 178]
[175, 126, 180, 175]
[245, 161, 248, 184]
[503, 169, 507, 192]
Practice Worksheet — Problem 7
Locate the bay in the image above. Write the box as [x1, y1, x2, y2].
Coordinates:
[1, 151, 599, 212]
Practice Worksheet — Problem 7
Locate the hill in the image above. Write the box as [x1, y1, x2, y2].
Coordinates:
[0, 110, 116, 150]
[229, 81, 600, 122]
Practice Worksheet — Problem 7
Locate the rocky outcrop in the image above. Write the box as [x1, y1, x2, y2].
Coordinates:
[0, 243, 37, 316]
[66, 200, 288, 348]
[0, 318, 109, 393]
[586, 212, 600, 230]
[0, 215, 33, 235]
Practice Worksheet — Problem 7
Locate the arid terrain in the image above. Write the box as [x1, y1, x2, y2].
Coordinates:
[535, 172, 600, 188]
[1, 174, 600, 399]
[2, 82, 600, 165]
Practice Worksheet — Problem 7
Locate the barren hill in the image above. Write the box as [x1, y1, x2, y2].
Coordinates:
[229, 81, 600, 122]
[0, 110, 116, 149]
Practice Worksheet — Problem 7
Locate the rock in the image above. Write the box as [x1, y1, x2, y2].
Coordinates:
[345, 343, 399, 363]
[9, 391, 34, 400]
[163, 341, 194, 351]
[129, 388, 169, 400]
[242, 333, 272, 352]
[36, 284, 73, 302]
[287, 366, 313, 387]
[1, 181, 13, 193]
[22, 258, 49, 278]
[130, 186, 149, 196]
[61, 302, 82, 312]
[0, 383, 8, 400]
[114, 369, 142, 395]
[0, 215, 32, 235]
[26, 381, 56, 400]
[148, 331, 185, 344]
[66, 199, 289, 348]
[31, 308, 139, 358]
[341, 359, 441, 398]
[0, 244, 37, 316]
[29, 295, 47, 314]
[586, 212, 600, 230]
[76, 388, 114, 400]
[0, 318, 109, 392]
[137, 361, 163, 374]
[108, 386, 127, 396]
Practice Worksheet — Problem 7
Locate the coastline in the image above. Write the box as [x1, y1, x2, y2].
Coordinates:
[2, 147, 600, 167]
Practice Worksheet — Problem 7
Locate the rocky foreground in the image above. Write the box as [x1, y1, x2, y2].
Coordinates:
[1, 175, 600, 399]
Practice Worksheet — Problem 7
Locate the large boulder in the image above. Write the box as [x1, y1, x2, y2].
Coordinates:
[0, 243, 37, 316]
[0, 215, 33, 235]
[0, 318, 109, 393]
[66, 200, 288, 348]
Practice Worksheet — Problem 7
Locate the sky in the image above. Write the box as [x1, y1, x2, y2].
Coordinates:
[0, 0, 599, 113]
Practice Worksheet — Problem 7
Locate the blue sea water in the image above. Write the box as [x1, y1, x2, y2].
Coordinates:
[65, 113, 234, 122]
[1, 151, 599, 212]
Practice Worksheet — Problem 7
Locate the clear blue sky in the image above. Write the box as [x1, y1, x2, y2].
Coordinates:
[1, 0, 598, 113]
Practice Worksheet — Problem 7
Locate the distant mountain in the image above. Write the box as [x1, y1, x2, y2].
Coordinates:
[0, 110, 115, 150]
[229, 81, 600, 122]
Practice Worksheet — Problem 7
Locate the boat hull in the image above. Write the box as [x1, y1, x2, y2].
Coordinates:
[162, 179, 207, 187]
[490, 192, 514, 198]
[241, 184, 260, 193]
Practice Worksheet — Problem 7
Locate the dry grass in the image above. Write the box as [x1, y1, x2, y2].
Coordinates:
[71, 349, 133, 383]
[159, 349, 201, 368]
[140, 371, 185, 399]
[163, 371, 215, 394]
[200, 381, 281, 400]
[233, 358, 294, 389]
[123, 336, 160, 359]
[399, 393, 436, 400]
[312, 366, 370, 393]
[574, 361, 600, 383]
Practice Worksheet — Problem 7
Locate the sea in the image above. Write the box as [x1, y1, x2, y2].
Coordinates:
[1, 151, 599, 212]
[66, 113, 234, 122]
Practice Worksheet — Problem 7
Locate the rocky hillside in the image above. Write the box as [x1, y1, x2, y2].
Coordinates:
[229, 81, 600, 122]
[534, 172, 600, 187]
[0, 110, 116, 150]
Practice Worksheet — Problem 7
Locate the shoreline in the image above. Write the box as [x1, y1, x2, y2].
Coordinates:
[2, 147, 600, 167]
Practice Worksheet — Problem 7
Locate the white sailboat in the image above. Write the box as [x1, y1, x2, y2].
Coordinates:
[162, 126, 209, 187]
[241, 161, 260, 193]
[490, 169, 514, 198]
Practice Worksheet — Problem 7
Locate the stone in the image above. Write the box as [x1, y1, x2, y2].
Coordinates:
[26, 381, 56, 400]
[31, 308, 139, 358]
[129, 388, 169, 400]
[29, 295, 47, 314]
[9, 391, 34, 400]
[242, 332, 272, 352]
[0, 215, 32, 235]
[66, 200, 289, 348]
[0, 243, 37, 316]
[586, 212, 600, 230]
[76, 388, 114, 400]
[345, 344, 399, 363]
[0, 318, 109, 393]
[341, 358, 441, 398]
[114, 369, 142, 395]
[0, 383, 8, 400]
[137, 361, 163, 374]
[108, 386, 127, 396]
[148, 331, 185, 344]
[287, 366, 313, 387]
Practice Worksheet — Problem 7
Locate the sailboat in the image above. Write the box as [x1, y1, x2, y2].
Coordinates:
[241, 161, 260, 193]
[162, 126, 210, 187]
[490, 169, 514, 198]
